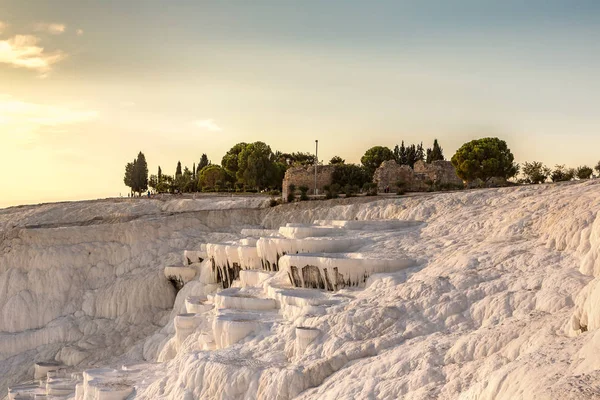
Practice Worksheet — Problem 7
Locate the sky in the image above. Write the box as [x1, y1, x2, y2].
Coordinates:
[0, 0, 599, 208]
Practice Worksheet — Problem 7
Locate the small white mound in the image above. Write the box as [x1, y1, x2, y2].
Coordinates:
[279, 253, 415, 291]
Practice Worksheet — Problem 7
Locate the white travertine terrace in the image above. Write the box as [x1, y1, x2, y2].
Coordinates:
[212, 311, 269, 349]
[278, 226, 343, 239]
[163, 265, 196, 288]
[256, 236, 365, 271]
[184, 296, 212, 314]
[237, 245, 262, 271]
[34, 361, 63, 380]
[295, 326, 320, 357]
[279, 253, 416, 290]
[240, 228, 281, 238]
[214, 288, 277, 311]
[183, 247, 207, 265]
[239, 270, 273, 287]
[314, 219, 422, 230]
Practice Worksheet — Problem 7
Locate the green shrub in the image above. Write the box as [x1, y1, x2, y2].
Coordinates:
[362, 182, 378, 196]
[287, 184, 296, 202]
[269, 198, 279, 207]
[298, 185, 310, 201]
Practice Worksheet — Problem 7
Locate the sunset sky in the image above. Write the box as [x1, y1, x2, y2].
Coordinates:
[1, 1, 599, 208]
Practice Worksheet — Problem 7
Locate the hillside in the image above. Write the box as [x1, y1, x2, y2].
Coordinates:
[2, 183, 600, 399]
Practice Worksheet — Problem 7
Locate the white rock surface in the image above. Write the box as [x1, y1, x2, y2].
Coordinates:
[279, 252, 416, 290]
[5, 184, 600, 399]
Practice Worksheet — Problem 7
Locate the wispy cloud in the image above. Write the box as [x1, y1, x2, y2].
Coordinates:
[0, 34, 66, 73]
[76, 29, 84, 36]
[0, 94, 98, 145]
[194, 119, 222, 131]
[34, 22, 66, 35]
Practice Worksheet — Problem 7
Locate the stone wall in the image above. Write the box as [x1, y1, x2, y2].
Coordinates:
[282, 165, 334, 200]
[373, 160, 463, 192]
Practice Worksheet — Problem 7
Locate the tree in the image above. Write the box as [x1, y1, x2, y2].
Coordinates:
[124, 152, 148, 195]
[451, 137, 518, 183]
[521, 161, 550, 184]
[331, 164, 371, 188]
[289, 152, 316, 166]
[406, 145, 417, 168]
[426, 139, 445, 163]
[550, 165, 574, 182]
[149, 174, 158, 191]
[134, 152, 148, 193]
[198, 154, 210, 174]
[595, 161, 600, 175]
[576, 165, 593, 180]
[329, 156, 345, 165]
[175, 161, 182, 178]
[198, 165, 231, 189]
[124, 159, 135, 192]
[158, 166, 162, 183]
[192, 163, 196, 181]
[416, 142, 425, 162]
[237, 141, 279, 190]
[222, 143, 247, 175]
[361, 146, 395, 176]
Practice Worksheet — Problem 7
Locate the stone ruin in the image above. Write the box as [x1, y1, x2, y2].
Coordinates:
[281, 160, 463, 199]
[282, 165, 335, 199]
[373, 160, 464, 192]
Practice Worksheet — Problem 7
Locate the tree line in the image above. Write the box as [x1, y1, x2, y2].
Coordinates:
[124, 139, 446, 195]
[124, 137, 597, 196]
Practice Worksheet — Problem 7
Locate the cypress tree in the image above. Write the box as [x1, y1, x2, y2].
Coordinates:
[135, 152, 148, 193]
[427, 139, 444, 162]
[176, 161, 182, 178]
[158, 166, 162, 182]
[399, 141, 407, 165]
[416, 142, 425, 162]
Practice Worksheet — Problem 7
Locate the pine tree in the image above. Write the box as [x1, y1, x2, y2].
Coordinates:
[176, 161, 182, 178]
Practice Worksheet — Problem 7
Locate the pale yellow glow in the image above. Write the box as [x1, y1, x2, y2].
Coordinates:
[0, 35, 65, 72]
[0, 21, 7, 34]
[0, 94, 98, 145]
[195, 119, 222, 132]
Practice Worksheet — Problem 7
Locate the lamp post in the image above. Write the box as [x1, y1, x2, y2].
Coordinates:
[314, 140, 318, 195]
